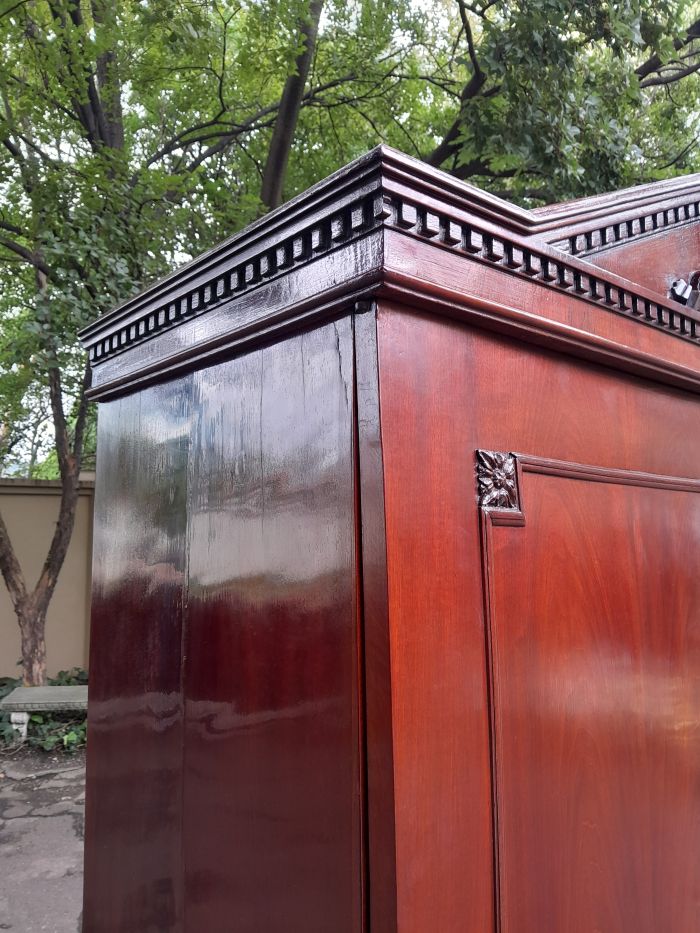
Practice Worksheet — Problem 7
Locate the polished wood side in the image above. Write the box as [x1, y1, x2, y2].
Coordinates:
[381, 230, 700, 395]
[84, 381, 193, 932]
[85, 320, 361, 931]
[354, 308, 397, 932]
[583, 223, 700, 295]
[375, 307, 496, 933]
[482, 462, 700, 933]
[82, 152, 700, 933]
[375, 301, 700, 933]
[182, 320, 361, 932]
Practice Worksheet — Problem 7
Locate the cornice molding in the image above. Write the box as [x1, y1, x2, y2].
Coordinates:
[379, 190, 700, 345]
[80, 146, 700, 399]
[545, 196, 700, 256]
[532, 172, 700, 222]
[85, 190, 385, 367]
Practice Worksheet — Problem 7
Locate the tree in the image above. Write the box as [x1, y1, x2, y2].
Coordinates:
[261, 0, 325, 210]
[0, 0, 439, 684]
[427, 1, 700, 202]
[1, 0, 699, 685]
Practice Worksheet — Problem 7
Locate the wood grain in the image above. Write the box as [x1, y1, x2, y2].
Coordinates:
[354, 307, 397, 932]
[82, 153, 700, 933]
[182, 321, 360, 933]
[376, 305, 495, 933]
[584, 223, 700, 298]
[375, 301, 700, 933]
[482, 462, 700, 933]
[84, 381, 192, 932]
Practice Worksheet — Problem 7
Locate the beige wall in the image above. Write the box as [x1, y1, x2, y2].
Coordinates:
[0, 479, 93, 679]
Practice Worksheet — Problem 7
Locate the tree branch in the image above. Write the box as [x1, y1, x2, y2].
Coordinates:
[450, 157, 518, 180]
[44, 0, 112, 150]
[635, 18, 700, 81]
[0, 509, 28, 614]
[47, 366, 73, 484]
[457, 0, 483, 79]
[71, 359, 92, 465]
[92, 0, 124, 150]
[639, 60, 700, 88]
[1, 133, 24, 162]
[461, 0, 501, 19]
[656, 136, 699, 169]
[427, 0, 487, 167]
[0, 218, 26, 238]
[0, 236, 51, 275]
[29, 355, 88, 620]
[260, 0, 325, 209]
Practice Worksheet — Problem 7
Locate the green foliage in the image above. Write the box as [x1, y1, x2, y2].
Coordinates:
[49, 667, 89, 687]
[0, 676, 20, 746]
[26, 711, 87, 753]
[0, 0, 699, 463]
[448, 0, 700, 202]
[0, 0, 441, 474]
[0, 668, 88, 753]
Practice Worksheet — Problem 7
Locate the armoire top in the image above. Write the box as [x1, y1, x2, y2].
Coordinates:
[79, 145, 700, 400]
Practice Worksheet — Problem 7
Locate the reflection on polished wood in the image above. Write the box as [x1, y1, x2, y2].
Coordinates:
[81, 149, 700, 932]
[85, 381, 192, 930]
[482, 463, 700, 933]
[183, 323, 359, 931]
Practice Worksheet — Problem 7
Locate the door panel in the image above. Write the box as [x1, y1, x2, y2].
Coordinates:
[480, 454, 700, 933]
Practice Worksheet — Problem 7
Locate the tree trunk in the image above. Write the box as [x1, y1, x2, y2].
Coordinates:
[0, 474, 80, 685]
[0, 361, 89, 687]
[19, 607, 48, 685]
[260, 0, 324, 210]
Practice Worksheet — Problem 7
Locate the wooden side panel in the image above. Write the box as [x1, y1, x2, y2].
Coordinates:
[375, 307, 496, 933]
[583, 223, 700, 295]
[382, 229, 700, 388]
[182, 320, 361, 932]
[84, 381, 192, 932]
[355, 309, 397, 932]
[483, 465, 700, 933]
[375, 301, 700, 933]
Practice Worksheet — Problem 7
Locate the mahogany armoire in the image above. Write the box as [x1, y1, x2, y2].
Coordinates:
[79, 147, 700, 933]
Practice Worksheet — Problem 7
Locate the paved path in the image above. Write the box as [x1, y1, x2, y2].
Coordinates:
[0, 752, 84, 932]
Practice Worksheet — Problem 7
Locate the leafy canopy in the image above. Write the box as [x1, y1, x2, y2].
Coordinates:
[0, 0, 699, 474]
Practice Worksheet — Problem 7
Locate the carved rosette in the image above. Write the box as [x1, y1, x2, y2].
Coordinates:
[476, 450, 519, 509]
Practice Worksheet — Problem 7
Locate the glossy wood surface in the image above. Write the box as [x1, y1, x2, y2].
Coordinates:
[375, 306, 496, 933]
[85, 380, 192, 932]
[583, 223, 700, 295]
[85, 321, 360, 932]
[183, 321, 360, 932]
[381, 229, 700, 395]
[83, 153, 700, 933]
[483, 463, 700, 933]
[375, 301, 700, 933]
[354, 308, 397, 932]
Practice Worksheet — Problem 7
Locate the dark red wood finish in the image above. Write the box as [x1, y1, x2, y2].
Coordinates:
[85, 325, 361, 933]
[81, 148, 700, 933]
[354, 308, 397, 933]
[373, 306, 495, 933]
[374, 302, 700, 933]
[583, 224, 700, 295]
[85, 381, 192, 932]
[481, 457, 700, 933]
[182, 321, 360, 932]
